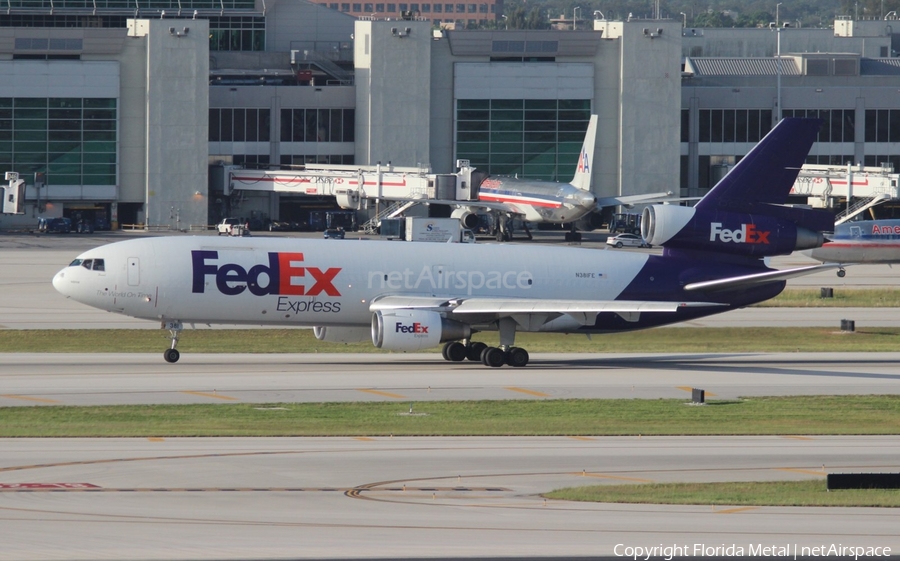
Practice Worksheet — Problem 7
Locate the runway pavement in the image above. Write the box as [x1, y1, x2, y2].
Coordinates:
[2, 352, 900, 406]
[2, 231, 900, 560]
[2, 436, 899, 560]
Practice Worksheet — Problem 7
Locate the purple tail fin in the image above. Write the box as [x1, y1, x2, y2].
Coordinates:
[696, 118, 821, 212]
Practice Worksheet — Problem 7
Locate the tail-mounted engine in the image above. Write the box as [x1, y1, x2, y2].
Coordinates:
[641, 204, 826, 257]
[371, 310, 471, 351]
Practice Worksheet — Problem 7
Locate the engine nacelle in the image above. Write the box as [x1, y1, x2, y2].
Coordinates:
[313, 326, 371, 343]
[641, 205, 696, 246]
[371, 310, 471, 351]
[450, 208, 480, 230]
[642, 204, 825, 257]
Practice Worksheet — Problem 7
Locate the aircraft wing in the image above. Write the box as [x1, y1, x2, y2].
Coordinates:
[446, 299, 723, 314]
[595, 191, 700, 210]
[371, 295, 724, 326]
[683, 263, 844, 292]
[382, 197, 525, 216]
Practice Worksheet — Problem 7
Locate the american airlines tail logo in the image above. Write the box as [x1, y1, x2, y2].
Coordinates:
[576, 147, 590, 174]
[191, 250, 342, 296]
[709, 223, 770, 244]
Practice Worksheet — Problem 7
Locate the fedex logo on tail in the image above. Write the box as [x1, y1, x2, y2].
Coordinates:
[192, 250, 341, 296]
[576, 147, 590, 174]
[710, 223, 770, 244]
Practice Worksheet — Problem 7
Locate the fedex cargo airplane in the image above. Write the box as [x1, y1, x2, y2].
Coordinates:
[806, 218, 900, 269]
[449, 115, 677, 241]
[53, 118, 836, 368]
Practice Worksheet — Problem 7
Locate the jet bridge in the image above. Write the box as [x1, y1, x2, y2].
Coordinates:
[790, 163, 900, 222]
[226, 161, 481, 211]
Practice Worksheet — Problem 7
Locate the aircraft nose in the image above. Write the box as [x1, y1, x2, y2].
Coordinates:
[52, 268, 72, 298]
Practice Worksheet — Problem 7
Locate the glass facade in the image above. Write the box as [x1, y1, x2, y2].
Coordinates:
[277, 108, 355, 165]
[784, 109, 855, 143]
[696, 109, 772, 143]
[5, 0, 254, 9]
[0, 97, 117, 186]
[456, 99, 591, 181]
[279, 108, 355, 143]
[209, 17, 265, 52]
[209, 108, 271, 142]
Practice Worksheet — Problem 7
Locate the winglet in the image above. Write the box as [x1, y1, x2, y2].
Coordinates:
[570, 115, 598, 191]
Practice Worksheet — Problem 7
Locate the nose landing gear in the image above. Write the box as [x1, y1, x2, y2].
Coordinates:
[162, 320, 183, 363]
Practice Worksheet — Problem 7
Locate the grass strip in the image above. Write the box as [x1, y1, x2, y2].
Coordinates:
[758, 288, 900, 307]
[2, 396, 899, 437]
[545, 479, 900, 507]
[1, 326, 899, 353]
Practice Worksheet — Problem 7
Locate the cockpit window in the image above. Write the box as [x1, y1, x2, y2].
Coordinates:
[79, 259, 104, 271]
[69, 259, 83, 267]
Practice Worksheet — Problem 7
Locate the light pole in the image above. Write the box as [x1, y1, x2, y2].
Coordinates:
[775, 3, 783, 123]
[573, 6, 581, 29]
[680, 11, 686, 27]
[501, 14, 507, 29]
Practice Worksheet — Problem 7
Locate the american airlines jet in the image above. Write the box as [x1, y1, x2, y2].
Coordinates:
[449, 115, 676, 241]
[53, 119, 837, 367]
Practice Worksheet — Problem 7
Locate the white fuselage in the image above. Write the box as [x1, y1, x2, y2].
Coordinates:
[53, 236, 647, 328]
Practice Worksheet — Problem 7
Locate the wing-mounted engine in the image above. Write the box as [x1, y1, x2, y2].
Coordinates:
[313, 326, 371, 343]
[450, 208, 480, 229]
[371, 310, 471, 351]
[641, 204, 825, 257]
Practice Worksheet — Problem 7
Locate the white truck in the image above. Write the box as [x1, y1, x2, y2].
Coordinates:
[404, 217, 475, 243]
[216, 217, 247, 236]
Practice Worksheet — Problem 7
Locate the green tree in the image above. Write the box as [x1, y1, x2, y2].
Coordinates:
[693, 10, 735, 27]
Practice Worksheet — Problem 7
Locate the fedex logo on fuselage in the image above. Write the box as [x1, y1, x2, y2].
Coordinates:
[395, 322, 428, 334]
[191, 250, 341, 296]
[709, 222, 770, 244]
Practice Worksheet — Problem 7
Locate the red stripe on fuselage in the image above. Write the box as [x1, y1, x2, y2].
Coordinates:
[478, 193, 562, 209]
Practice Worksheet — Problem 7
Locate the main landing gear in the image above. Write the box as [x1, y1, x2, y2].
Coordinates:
[163, 320, 183, 363]
[564, 223, 582, 243]
[440, 317, 529, 367]
[441, 341, 530, 367]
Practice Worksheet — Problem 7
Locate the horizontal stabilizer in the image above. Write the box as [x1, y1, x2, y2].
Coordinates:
[683, 263, 844, 292]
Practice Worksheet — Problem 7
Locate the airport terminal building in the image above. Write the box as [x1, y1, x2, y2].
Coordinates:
[1, 1, 899, 230]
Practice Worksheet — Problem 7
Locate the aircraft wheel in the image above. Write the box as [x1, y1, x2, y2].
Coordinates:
[164, 348, 180, 363]
[564, 232, 572, 242]
[467, 342, 487, 361]
[573, 232, 582, 242]
[837, 269, 846, 278]
[506, 347, 529, 367]
[481, 347, 506, 368]
[445, 341, 468, 362]
[441, 343, 451, 361]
